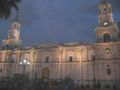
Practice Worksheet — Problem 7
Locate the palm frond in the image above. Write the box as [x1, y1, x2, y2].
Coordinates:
[0, 0, 21, 19]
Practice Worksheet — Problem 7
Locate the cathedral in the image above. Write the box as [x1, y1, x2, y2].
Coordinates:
[0, 0, 120, 86]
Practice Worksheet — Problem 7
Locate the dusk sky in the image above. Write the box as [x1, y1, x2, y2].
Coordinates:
[0, 0, 120, 46]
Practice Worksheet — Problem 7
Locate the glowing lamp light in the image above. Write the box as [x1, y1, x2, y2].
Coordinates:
[105, 48, 111, 53]
[27, 62, 30, 64]
[19, 59, 31, 65]
[23, 59, 27, 63]
[20, 62, 22, 65]
[104, 22, 108, 26]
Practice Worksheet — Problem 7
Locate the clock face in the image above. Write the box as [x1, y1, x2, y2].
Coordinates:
[105, 48, 111, 53]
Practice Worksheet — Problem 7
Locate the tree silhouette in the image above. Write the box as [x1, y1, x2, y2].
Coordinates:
[0, 0, 21, 19]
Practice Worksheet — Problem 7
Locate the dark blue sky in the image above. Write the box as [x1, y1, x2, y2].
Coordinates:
[0, 0, 119, 46]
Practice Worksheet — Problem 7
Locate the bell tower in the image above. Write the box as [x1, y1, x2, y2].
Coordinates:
[98, 0, 113, 25]
[94, 0, 120, 60]
[96, 0, 119, 43]
[2, 13, 22, 50]
[94, 0, 120, 84]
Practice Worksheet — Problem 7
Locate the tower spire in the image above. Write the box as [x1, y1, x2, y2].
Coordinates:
[95, 0, 119, 43]
[2, 10, 22, 50]
[98, 0, 113, 26]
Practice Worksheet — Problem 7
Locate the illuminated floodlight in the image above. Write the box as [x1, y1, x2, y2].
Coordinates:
[23, 59, 27, 63]
[20, 62, 22, 65]
[104, 22, 108, 26]
[19, 59, 31, 65]
[27, 62, 30, 65]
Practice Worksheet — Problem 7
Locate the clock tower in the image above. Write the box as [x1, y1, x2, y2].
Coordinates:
[94, 0, 120, 84]
[95, 0, 120, 60]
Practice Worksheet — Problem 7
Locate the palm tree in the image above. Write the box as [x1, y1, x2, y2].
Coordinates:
[0, 0, 21, 19]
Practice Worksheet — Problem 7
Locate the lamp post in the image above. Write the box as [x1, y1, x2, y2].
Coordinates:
[19, 59, 30, 75]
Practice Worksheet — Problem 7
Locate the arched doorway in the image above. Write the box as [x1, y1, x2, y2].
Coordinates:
[42, 67, 50, 79]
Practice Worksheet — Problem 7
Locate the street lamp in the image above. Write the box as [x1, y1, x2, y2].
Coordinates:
[19, 59, 31, 75]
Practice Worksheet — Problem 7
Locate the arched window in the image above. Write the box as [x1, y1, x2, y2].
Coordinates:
[103, 33, 111, 42]
[118, 33, 120, 41]
[45, 56, 49, 63]
[91, 55, 95, 61]
[106, 68, 111, 75]
[69, 56, 73, 62]
[109, 7, 112, 13]
[6, 44, 9, 49]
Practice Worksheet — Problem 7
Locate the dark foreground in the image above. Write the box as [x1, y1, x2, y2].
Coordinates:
[0, 75, 119, 90]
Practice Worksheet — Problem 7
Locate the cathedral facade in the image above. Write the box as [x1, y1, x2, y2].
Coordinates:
[0, 0, 120, 86]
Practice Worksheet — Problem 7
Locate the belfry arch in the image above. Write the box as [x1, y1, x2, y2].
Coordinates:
[103, 33, 111, 42]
